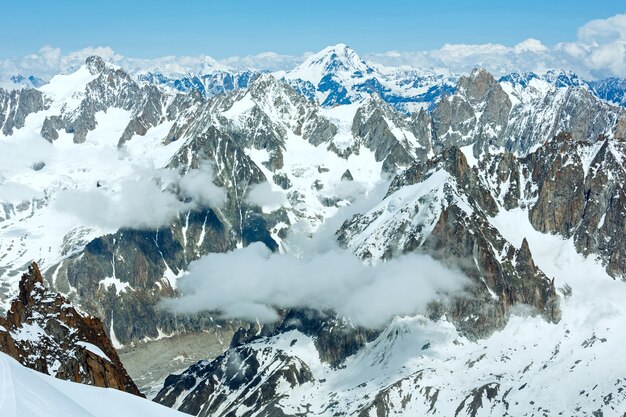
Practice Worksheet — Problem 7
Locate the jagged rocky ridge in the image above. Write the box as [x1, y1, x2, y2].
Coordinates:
[0, 45, 624, 416]
[0, 262, 141, 395]
[152, 133, 625, 417]
[0, 52, 624, 346]
[142, 62, 624, 416]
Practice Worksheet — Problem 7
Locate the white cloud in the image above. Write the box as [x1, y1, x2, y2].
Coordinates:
[55, 175, 183, 230]
[513, 38, 549, 54]
[160, 176, 465, 329]
[2, 13, 626, 85]
[161, 242, 469, 328]
[178, 163, 227, 208]
[54, 164, 225, 231]
[369, 14, 626, 78]
[577, 14, 626, 43]
[245, 182, 287, 212]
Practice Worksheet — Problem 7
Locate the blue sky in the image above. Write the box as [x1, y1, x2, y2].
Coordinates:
[3, 1, 624, 59]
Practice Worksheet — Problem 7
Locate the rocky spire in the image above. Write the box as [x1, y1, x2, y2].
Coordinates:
[0, 262, 142, 396]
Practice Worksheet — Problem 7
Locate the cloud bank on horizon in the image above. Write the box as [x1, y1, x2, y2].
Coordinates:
[1, 13, 625, 81]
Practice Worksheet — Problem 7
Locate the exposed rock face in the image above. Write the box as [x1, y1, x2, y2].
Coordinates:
[0, 88, 46, 135]
[46, 122, 279, 345]
[52, 216, 234, 344]
[154, 309, 376, 416]
[337, 147, 560, 338]
[523, 133, 626, 277]
[432, 68, 512, 154]
[431, 68, 625, 156]
[169, 73, 338, 166]
[0, 262, 141, 395]
[38, 55, 196, 145]
[352, 95, 430, 172]
[154, 344, 313, 417]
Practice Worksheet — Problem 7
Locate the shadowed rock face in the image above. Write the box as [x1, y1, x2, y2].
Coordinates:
[0, 262, 142, 396]
[153, 309, 373, 417]
[524, 133, 626, 278]
[154, 344, 314, 417]
[352, 95, 431, 172]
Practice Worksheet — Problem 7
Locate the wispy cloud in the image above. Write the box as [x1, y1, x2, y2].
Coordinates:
[162, 242, 469, 328]
[245, 182, 288, 212]
[54, 164, 225, 230]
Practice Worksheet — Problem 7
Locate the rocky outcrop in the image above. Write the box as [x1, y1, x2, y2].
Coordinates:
[38, 55, 192, 145]
[0, 262, 141, 395]
[53, 215, 234, 344]
[470, 131, 626, 279]
[337, 147, 560, 338]
[0, 88, 46, 135]
[168, 73, 337, 168]
[432, 68, 512, 155]
[429, 67, 626, 156]
[154, 344, 313, 417]
[154, 308, 376, 416]
[352, 95, 430, 172]
[523, 133, 626, 277]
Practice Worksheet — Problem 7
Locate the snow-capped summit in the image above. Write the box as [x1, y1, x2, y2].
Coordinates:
[279, 44, 456, 110]
[285, 43, 371, 86]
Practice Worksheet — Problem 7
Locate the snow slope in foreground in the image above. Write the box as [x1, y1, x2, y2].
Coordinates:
[0, 352, 185, 417]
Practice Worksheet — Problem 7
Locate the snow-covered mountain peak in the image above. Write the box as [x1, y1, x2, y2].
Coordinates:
[38, 55, 126, 106]
[286, 43, 372, 85]
[38, 62, 99, 108]
[85, 55, 108, 75]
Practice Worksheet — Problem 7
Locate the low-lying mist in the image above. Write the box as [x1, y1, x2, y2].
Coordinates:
[162, 178, 470, 329]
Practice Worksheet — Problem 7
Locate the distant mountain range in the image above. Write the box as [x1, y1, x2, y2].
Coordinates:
[6, 44, 626, 112]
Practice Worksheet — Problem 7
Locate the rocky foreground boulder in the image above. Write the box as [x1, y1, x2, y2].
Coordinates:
[0, 262, 142, 396]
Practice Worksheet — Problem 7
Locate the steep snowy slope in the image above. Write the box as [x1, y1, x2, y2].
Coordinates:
[0, 352, 185, 417]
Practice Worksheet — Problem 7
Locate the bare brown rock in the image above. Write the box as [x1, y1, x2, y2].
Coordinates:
[0, 262, 142, 396]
